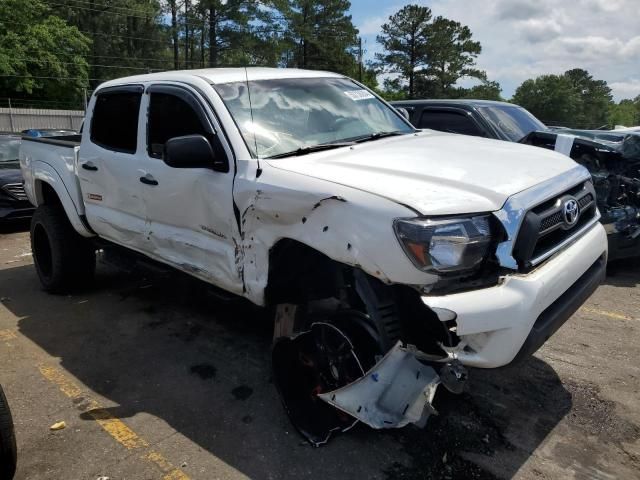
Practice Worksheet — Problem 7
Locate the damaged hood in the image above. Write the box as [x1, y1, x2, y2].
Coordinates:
[266, 131, 578, 215]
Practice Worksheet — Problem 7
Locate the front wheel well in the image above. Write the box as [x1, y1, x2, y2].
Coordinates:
[265, 239, 343, 306]
[265, 238, 457, 353]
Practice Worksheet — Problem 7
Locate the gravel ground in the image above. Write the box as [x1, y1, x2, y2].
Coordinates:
[0, 221, 639, 480]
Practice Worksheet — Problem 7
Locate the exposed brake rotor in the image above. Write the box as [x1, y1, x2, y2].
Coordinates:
[272, 318, 381, 446]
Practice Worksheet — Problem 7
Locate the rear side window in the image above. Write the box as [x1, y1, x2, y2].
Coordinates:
[419, 110, 483, 137]
[147, 92, 208, 158]
[91, 91, 142, 153]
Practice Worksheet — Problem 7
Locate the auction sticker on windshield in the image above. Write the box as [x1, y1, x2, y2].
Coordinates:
[344, 89, 375, 101]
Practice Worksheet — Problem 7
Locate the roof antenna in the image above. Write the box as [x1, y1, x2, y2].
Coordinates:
[244, 66, 262, 178]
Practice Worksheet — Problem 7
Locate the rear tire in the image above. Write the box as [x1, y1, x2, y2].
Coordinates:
[30, 205, 95, 293]
[0, 384, 17, 480]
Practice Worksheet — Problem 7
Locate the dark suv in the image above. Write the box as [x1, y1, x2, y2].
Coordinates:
[0, 133, 34, 221]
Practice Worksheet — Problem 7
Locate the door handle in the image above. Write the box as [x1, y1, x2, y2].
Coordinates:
[139, 175, 158, 186]
[81, 162, 98, 171]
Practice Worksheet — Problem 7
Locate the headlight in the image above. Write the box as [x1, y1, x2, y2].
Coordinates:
[394, 215, 493, 273]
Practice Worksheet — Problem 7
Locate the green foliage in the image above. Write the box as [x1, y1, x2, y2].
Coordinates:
[375, 5, 431, 98]
[0, 0, 91, 104]
[51, 0, 166, 85]
[277, 0, 359, 74]
[379, 78, 408, 100]
[564, 68, 612, 128]
[419, 16, 484, 97]
[451, 81, 503, 101]
[513, 74, 585, 127]
[608, 98, 640, 127]
[511, 69, 636, 129]
[376, 5, 486, 99]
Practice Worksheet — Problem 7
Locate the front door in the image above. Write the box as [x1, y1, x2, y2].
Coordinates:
[137, 83, 242, 294]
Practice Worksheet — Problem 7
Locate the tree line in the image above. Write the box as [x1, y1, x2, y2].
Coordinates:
[1, 0, 638, 128]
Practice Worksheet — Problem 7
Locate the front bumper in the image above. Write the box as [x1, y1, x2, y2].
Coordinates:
[0, 205, 35, 220]
[422, 222, 608, 368]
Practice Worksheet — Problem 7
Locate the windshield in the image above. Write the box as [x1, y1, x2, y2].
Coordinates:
[213, 77, 414, 158]
[0, 137, 20, 162]
[477, 105, 547, 142]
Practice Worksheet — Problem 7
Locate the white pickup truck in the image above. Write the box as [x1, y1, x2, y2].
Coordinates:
[20, 68, 607, 446]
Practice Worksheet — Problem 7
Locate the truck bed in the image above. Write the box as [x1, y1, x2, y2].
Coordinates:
[21, 134, 81, 148]
[19, 133, 87, 231]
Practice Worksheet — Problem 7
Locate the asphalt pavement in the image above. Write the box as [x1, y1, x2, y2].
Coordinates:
[1, 222, 639, 480]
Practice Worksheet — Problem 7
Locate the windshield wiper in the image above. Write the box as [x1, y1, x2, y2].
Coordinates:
[265, 142, 355, 159]
[352, 131, 407, 143]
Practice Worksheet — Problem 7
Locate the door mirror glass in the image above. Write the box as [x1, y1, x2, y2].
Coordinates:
[164, 134, 217, 169]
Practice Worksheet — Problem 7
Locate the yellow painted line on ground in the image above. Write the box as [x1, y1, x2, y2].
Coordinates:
[39, 365, 190, 479]
[146, 451, 191, 480]
[0, 328, 17, 341]
[580, 307, 633, 321]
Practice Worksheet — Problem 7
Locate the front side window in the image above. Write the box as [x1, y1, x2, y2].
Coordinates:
[477, 105, 546, 142]
[0, 137, 20, 162]
[147, 92, 209, 158]
[213, 77, 414, 158]
[419, 110, 483, 137]
[90, 91, 141, 153]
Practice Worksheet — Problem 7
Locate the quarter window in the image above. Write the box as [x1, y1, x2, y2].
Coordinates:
[147, 92, 209, 158]
[419, 110, 483, 137]
[91, 91, 141, 153]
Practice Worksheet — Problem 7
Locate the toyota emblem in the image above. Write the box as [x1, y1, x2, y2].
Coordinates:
[563, 198, 580, 226]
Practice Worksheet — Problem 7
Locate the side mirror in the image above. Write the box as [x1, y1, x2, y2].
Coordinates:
[395, 107, 410, 121]
[164, 134, 227, 171]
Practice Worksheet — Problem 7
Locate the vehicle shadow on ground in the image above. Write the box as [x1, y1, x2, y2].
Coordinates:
[3, 263, 573, 480]
[0, 219, 29, 234]
[605, 257, 640, 288]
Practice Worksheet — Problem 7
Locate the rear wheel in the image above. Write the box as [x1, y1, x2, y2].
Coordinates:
[0, 384, 17, 480]
[30, 205, 95, 293]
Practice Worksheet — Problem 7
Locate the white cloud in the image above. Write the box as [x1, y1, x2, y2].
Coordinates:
[609, 79, 640, 99]
[356, 0, 640, 100]
[358, 15, 386, 36]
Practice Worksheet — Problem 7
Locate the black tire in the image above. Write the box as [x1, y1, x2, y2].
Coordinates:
[0, 384, 17, 480]
[30, 205, 95, 293]
[272, 270, 402, 445]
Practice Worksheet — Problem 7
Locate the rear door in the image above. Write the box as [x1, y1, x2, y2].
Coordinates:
[78, 85, 149, 250]
[137, 83, 242, 294]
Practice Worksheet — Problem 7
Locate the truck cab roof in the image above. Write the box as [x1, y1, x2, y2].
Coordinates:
[97, 67, 344, 91]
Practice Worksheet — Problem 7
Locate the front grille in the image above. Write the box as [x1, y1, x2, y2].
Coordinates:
[2, 183, 28, 201]
[512, 181, 598, 270]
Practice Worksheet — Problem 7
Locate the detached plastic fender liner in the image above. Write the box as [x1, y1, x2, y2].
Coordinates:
[318, 342, 440, 429]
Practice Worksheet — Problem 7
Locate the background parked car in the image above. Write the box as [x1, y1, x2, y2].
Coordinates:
[392, 99, 640, 261]
[0, 383, 17, 480]
[0, 133, 34, 222]
[21, 129, 77, 138]
[1, 129, 79, 223]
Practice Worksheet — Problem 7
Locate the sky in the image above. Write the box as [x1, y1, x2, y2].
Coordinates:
[348, 0, 640, 101]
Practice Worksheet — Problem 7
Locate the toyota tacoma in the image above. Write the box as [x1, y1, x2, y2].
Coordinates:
[20, 68, 608, 445]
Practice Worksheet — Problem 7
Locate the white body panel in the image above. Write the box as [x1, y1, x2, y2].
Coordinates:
[19, 68, 609, 369]
[423, 222, 606, 367]
[77, 139, 149, 250]
[268, 131, 578, 215]
[20, 140, 93, 237]
[135, 89, 243, 294]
